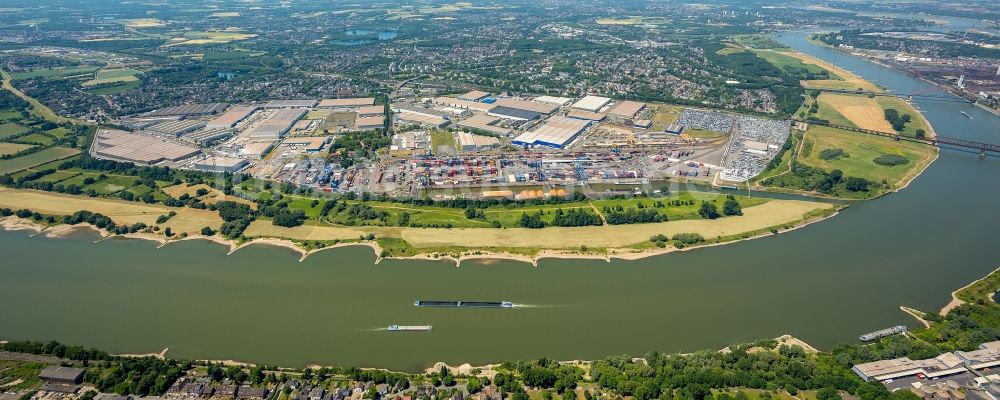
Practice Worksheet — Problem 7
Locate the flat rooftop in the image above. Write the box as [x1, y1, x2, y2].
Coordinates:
[318, 98, 375, 108]
[572, 95, 612, 112]
[492, 98, 559, 115]
[608, 101, 646, 119]
[94, 129, 201, 165]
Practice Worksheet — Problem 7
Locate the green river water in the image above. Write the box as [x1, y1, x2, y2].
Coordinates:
[1, 31, 999, 372]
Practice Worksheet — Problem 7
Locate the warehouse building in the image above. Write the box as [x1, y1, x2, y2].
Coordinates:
[458, 90, 490, 102]
[572, 95, 612, 112]
[852, 353, 965, 382]
[182, 128, 233, 146]
[456, 114, 512, 136]
[206, 106, 257, 129]
[239, 141, 275, 159]
[457, 131, 500, 152]
[512, 117, 591, 149]
[264, 99, 318, 109]
[356, 105, 385, 118]
[93, 129, 201, 165]
[247, 108, 307, 140]
[317, 98, 375, 109]
[390, 131, 431, 152]
[488, 106, 541, 121]
[146, 119, 206, 137]
[355, 116, 385, 130]
[284, 136, 330, 153]
[533, 96, 572, 106]
[566, 109, 606, 121]
[492, 98, 559, 115]
[39, 366, 84, 385]
[608, 100, 646, 120]
[144, 103, 229, 118]
[192, 156, 248, 172]
[433, 97, 497, 113]
[396, 108, 450, 128]
[956, 341, 1000, 370]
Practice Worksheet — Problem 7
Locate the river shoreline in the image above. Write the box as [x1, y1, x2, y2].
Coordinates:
[0, 204, 842, 266]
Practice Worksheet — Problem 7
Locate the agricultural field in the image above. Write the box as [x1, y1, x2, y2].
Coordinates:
[813, 93, 894, 132]
[800, 93, 856, 127]
[0, 142, 34, 156]
[118, 18, 166, 28]
[758, 49, 881, 92]
[798, 125, 936, 187]
[165, 30, 257, 46]
[595, 16, 671, 25]
[8, 65, 102, 81]
[754, 50, 833, 77]
[0, 122, 29, 139]
[0, 146, 79, 174]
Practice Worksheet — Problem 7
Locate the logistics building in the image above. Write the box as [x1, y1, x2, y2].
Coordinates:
[93, 129, 201, 165]
[572, 95, 612, 112]
[608, 101, 646, 120]
[433, 97, 497, 113]
[239, 141, 275, 159]
[566, 109, 606, 121]
[512, 116, 591, 149]
[456, 114, 512, 136]
[318, 98, 375, 109]
[192, 156, 249, 172]
[533, 96, 572, 106]
[247, 108, 307, 140]
[487, 106, 541, 121]
[355, 116, 385, 130]
[458, 90, 490, 102]
[356, 105, 385, 118]
[182, 128, 233, 145]
[264, 99, 318, 109]
[206, 106, 257, 129]
[851, 340, 1000, 382]
[396, 108, 450, 128]
[146, 119, 206, 137]
[492, 98, 559, 115]
[457, 131, 500, 152]
[144, 103, 229, 118]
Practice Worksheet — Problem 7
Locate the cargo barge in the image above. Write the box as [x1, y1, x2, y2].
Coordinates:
[859, 325, 906, 341]
[414, 300, 514, 308]
[387, 325, 432, 332]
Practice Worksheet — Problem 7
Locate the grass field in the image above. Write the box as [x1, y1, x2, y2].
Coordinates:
[0, 187, 221, 233]
[119, 18, 166, 28]
[0, 122, 29, 138]
[83, 68, 142, 87]
[591, 192, 769, 221]
[801, 94, 855, 127]
[798, 125, 936, 187]
[757, 49, 881, 92]
[8, 65, 102, 81]
[754, 50, 832, 77]
[85, 80, 141, 95]
[0, 142, 35, 156]
[15, 133, 55, 145]
[246, 199, 832, 249]
[814, 93, 894, 132]
[166, 30, 257, 46]
[649, 103, 683, 130]
[431, 130, 457, 154]
[0, 147, 79, 174]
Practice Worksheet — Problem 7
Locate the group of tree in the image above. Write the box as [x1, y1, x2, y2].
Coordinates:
[883, 108, 912, 132]
[605, 208, 664, 225]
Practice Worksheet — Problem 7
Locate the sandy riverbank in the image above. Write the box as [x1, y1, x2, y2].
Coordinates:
[0, 201, 843, 266]
[940, 266, 1000, 315]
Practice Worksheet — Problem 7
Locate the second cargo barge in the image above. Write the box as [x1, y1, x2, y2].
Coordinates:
[414, 300, 514, 308]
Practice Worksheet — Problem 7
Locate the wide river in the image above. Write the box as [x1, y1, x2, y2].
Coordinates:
[1, 31, 999, 372]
